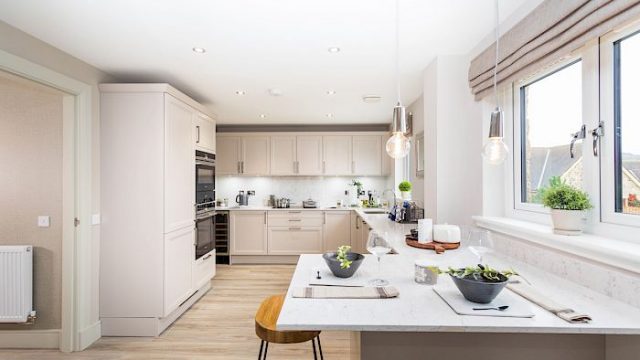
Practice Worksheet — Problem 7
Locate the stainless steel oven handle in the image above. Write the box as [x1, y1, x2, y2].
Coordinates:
[196, 212, 215, 221]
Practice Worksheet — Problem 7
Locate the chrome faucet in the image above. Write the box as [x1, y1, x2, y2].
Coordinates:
[381, 189, 397, 212]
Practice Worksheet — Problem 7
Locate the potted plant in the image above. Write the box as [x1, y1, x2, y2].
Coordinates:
[398, 180, 412, 200]
[445, 265, 517, 304]
[540, 178, 593, 235]
[322, 245, 364, 278]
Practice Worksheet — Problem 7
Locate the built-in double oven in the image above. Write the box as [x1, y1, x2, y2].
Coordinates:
[195, 150, 215, 260]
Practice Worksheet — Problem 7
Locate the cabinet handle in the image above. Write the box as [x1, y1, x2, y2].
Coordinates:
[297, 161, 300, 174]
[196, 125, 201, 144]
[241, 161, 244, 174]
[237, 162, 241, 174]
[288, 211, 302, 214]
[356, 219, 359, 229]
[264, 212, 267, 225]
[323, 212, 326, 225]
[289, 227, 301, 231]
[288, 219, 302, 222]
[202, 254, 212, 260]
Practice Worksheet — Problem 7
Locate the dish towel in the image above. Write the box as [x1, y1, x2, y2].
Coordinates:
[507, 281, 592, 323]
[291, 286, 399, 299]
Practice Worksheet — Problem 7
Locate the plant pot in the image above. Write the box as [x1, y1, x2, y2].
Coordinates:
[450, 274, 508, 304]
[550, 209, 584, 235]
[401, 191, 411, 200]
[323, 252, 364, 278]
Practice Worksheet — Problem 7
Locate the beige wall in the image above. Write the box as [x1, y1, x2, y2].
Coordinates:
[0, 71, 64, 330]
[0, 20, 115, 335]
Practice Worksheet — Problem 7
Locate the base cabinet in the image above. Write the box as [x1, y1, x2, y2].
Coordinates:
[193, 250, 216, 290]
[323, 211, 352, 252]
[268, 227, 323, 255]
[230, 211, 268, 255]
[163, 226, 195, 317]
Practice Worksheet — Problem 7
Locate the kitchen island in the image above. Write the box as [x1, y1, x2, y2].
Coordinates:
[277, 211, 640, 360]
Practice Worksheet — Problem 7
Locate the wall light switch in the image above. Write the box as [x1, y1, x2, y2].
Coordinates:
[91, 214, 101, 225]
[37, 216, 50, 228]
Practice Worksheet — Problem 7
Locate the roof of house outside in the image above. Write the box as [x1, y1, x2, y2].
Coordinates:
[529, 144, 581, 190]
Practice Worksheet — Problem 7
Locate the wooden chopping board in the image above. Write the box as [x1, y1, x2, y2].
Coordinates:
[405, 236, 460, 254]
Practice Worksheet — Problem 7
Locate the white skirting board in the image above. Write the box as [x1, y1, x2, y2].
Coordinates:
[0, 329, 60, 349]
[101, 282, 211, 337]
[78, 321, 101, 350]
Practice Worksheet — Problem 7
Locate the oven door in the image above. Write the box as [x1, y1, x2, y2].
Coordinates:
[195, 212, 215, 260]
[196, 160, 215, 193]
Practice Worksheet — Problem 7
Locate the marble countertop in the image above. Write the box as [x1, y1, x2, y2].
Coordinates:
[216, 206, 386, 212]
[276, 212, 640, 334]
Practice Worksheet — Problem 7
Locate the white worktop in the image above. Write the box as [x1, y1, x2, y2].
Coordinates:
[276, 212, 640, 334]
[216, 205, 386, 212]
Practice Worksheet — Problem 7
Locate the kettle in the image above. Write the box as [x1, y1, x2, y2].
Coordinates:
[235, 190, 248, 206]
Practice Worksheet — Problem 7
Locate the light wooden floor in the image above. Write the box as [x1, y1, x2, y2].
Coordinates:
[0, 265, 351, 359]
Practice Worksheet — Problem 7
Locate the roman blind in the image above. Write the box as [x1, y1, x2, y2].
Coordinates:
[469, 0, 640, 99]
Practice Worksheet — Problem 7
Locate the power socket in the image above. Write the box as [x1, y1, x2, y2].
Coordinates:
[37, 216, 50, 228]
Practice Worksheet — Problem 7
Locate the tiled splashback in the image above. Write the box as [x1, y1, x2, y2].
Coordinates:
[216, 176, 393, 207]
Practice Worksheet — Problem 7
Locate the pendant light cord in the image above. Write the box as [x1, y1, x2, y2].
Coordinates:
[395, 0, 401, 105]
[493, 0, 500, 108]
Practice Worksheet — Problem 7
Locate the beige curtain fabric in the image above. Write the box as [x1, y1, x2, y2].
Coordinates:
[469, 0, 640, 100]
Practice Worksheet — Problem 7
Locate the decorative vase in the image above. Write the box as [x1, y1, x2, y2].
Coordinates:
[550, 209, 584, 235]
[401, 191, 411, 200]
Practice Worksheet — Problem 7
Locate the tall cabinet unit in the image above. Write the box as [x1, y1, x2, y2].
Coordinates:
[100, 84, 216, 336]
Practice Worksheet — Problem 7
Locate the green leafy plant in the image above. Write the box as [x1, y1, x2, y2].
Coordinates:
[398, 180, 412, 192]
[350, 179, 363, 188]
[533, 175, 564, 203]
[444, 264, 517, 283]
[336, 245, 353, 269]
[541, 182, 593, 211]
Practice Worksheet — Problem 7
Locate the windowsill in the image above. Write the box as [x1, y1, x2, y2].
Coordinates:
[473, 216, 640, 275]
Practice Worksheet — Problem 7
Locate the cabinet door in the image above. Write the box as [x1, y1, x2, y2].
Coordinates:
[268, 227, 323, 255]
[361, 219, 372, 254]
[323, 135, 352, 175]
[217, 136, 241, 175]
[230, 211, 267, 255]
[270, 136, 296, 175]
[242, 136, 270, 175]
[193, 113, 215, 153]
[352, 135, 382, 175]
[193, 250, 215, 290]
[164, 95, 195, 233]
[323, 211, 351, 252]
[297, 135, 323, 175]
[164, 226, 194, 316]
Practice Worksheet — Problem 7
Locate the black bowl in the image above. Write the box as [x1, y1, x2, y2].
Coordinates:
[323, 252, 364, 278]
[450, 274, 508, 304]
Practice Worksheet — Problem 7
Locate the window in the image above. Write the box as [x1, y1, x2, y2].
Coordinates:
[614, 31, 640, 216]
[519, 61, 583, 204]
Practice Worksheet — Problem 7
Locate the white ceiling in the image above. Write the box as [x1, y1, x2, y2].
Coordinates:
[0, 0, 530, 125]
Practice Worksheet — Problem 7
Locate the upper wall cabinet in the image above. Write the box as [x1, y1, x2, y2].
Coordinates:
[323, 135, 352, 175]
[352, 135, 382, 176]
[217, 132, 389, 177]
[193, 112, 216, 153]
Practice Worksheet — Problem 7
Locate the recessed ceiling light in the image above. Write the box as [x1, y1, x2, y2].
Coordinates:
[326, 113, 334, 118]
[192, 47, 206, 54]
[327, 47, 341, 53]
[362, 95, 382, 103]
[259, 114, 267, 119]
[326, 90, 336, 95]
[235, 90, 246, 95]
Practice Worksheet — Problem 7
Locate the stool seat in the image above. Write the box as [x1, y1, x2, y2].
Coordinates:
[255, 294, 320, 344]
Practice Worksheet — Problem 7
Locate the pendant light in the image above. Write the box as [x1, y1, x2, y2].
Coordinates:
[386, 0, 411, 159]
[481, 0, 509, 165]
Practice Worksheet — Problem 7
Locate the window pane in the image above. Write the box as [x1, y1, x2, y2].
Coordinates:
[520, 61, 583, 203]
[615, 33, 640, 215]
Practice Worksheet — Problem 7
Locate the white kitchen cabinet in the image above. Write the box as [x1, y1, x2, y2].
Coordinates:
[323, 135, 352, 175]
[165, 95, 196, 233]
[193, 250, 216, 290]
[193, 112, 216, 153]
[217, 136, 242, 175]
[242, 136, 270, 175]
[323, 211, 351, 252]
[230, 211, 268, 255]
[268, 227, 323, 255]
[297, 135, 323, 175]
[270, 136, 297, 175]
[352, 135, 382, 175]
[164, 226, 195, 317]
[350, 214, 371, 254]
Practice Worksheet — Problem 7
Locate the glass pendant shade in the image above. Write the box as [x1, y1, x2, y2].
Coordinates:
[386, 132, 411, 159]
[482, 107, 508, 165]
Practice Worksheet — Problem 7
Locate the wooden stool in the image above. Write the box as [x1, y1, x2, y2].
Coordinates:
[255, 294, 323, 360]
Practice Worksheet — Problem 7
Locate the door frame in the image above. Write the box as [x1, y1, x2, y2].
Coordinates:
[0, 49, 94, 352]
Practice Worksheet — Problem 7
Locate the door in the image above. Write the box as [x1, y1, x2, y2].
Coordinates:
[217, 136, 241, 175]
[270, 136, 297, 175]
[230, 211, 267, 255]
[242, 136, 270, 175]
[297, 135, 323, 175]
[268, 227, 323, 254]
[193, 112, 215, 152]
[164, 226, 194, 316]
[352, 135, 382, 175]
[323, 135, 352, 175]
[323, 211, 351, 252]
[164, 95, 195, 233]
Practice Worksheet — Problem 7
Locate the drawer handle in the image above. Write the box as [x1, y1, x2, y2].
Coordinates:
[289, 227, 301, 231]
[288, 219, 302, 222]
[288, 211, 302, 214]
[202, 254, 212, 260]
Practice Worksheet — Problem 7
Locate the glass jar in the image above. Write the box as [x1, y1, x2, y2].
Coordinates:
[414, 260, 439, 285]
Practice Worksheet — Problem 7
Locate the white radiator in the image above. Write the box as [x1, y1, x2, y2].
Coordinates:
[0, 246, 34, 323]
